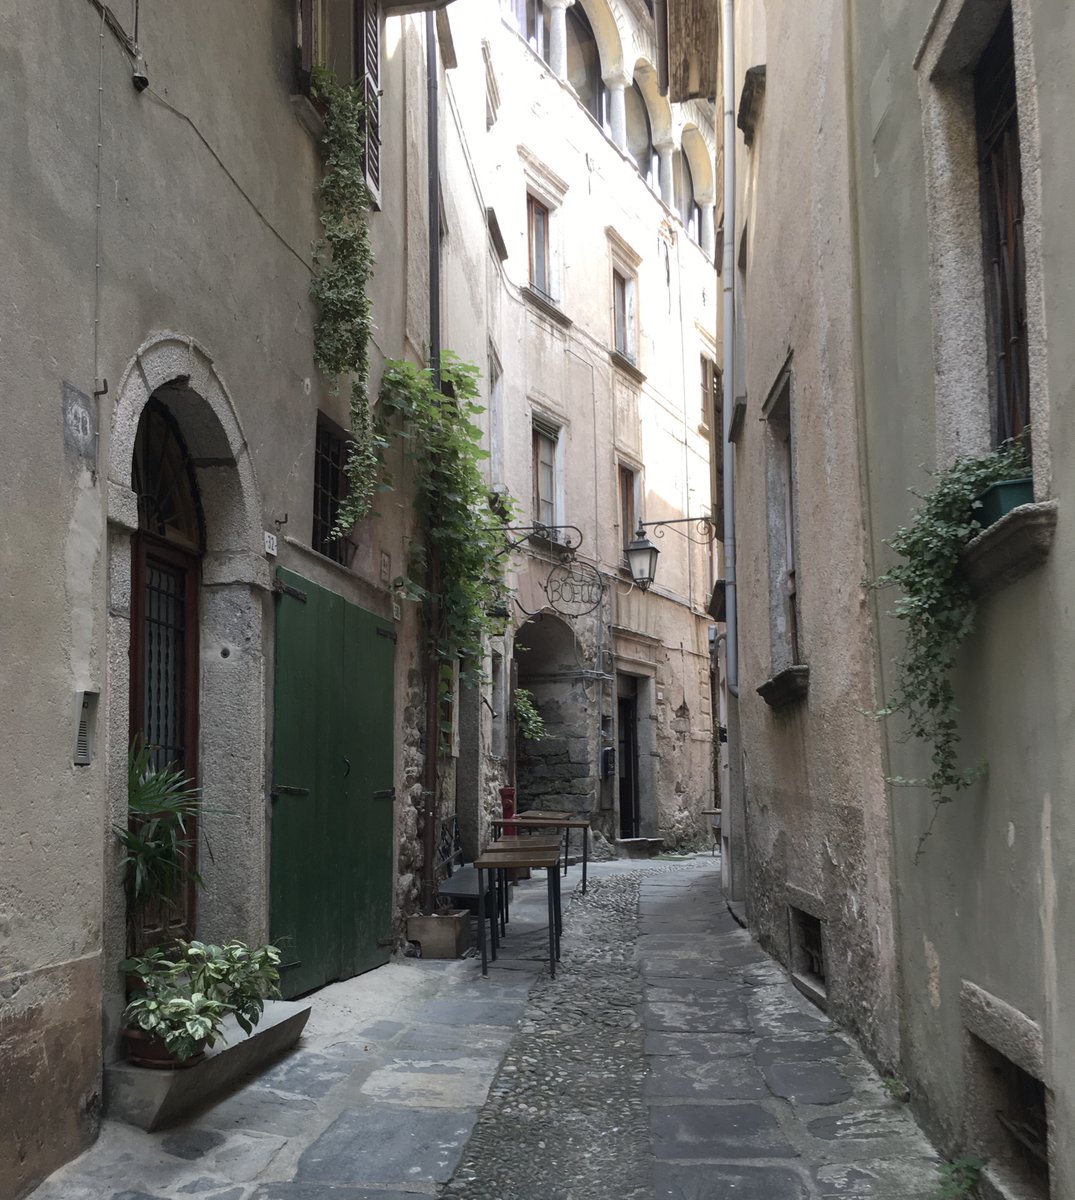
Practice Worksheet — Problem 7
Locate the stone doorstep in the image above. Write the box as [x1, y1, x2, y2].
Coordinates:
[615, 837, 666, 859]
[105, 999, 312, 1132]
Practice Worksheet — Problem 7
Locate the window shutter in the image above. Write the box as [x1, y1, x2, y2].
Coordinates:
[358, 0, 381, 193]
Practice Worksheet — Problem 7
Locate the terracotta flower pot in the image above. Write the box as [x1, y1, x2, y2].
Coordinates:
[124, 1027, 206, 1070]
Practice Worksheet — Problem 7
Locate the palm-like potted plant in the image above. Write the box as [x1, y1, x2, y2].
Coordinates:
[117, 739, 204, 954]
[123, 940, 281, 1068]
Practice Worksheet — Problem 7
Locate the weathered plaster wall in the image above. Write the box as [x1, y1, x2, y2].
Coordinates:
[1, 5, 430, 1192]
[849, 0, 1075, 1188]
[727, 0, 899, 1064]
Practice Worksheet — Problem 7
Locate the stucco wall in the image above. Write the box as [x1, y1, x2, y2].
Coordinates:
[726, 0, 899, 1065]
[849, 0, 1075, 1189]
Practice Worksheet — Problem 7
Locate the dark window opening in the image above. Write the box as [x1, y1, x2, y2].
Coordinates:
[613, 270, 629, 355]
[619, 464, 637, 553]
[975, 7, 1028, 447]
[789, 906, 826, 993]
[313, 417, 352, 564]
[566, 6, 609, 128]
[701, 355, 720, 429]
[971, 1036, 1050, 1196]
[626, 80, 658, 192]
[528, 194, 551, 298]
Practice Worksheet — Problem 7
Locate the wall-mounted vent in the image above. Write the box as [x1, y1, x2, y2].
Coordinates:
[73, 691, 99, 766]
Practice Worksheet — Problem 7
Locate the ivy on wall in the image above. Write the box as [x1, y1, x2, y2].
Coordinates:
[379, 354, 515, 696]
[513, 687, 547, 742]
[870, 436, 1029, 853]
[309, 68, 380, 532]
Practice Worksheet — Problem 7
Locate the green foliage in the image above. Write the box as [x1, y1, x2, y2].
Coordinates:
[880, 1075, 910, 1104]
[123, 940, 282, 1059]
[379, 353, 515, 693]
[310, 67, 379, 533]
[932, 1157, 986, 1200]
[118, 740, 203, 930]
[513, 687, 547, 741]
[870, 438, 1028, 843]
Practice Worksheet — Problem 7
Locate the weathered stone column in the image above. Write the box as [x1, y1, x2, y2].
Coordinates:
[606, 73, 629, 151]
[657, 141, 675, 207]
[546, 0, 574, 80]
[700, 200, 715, 257]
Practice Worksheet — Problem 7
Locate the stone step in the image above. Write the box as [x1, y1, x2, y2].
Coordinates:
[105, 999, 311, 1131]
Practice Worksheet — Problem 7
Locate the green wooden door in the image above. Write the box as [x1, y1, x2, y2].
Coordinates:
[270, 568, 396, 997]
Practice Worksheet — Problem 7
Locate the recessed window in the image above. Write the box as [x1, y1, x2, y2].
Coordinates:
[626, 81, 658, 193]
[298, 0, 381, 194]
[969, 1036, 1049, 1196]
[675, 150, 702, 243]
[619, 465, 638, 553]
[975, 8, 1029, 447]
[313, 417, 351, 565]
[613, 269, 636, 361]
[502, 0, 549, 61]
[765, 370, 800, 670]
[528, 194, 552, 299]
[532, 422, 559, 530]
[566, 6, 609, 128]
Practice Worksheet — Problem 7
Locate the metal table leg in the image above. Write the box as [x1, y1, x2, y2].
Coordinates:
[478, 866, 488, 977]
[582, 825, 588, 895]
[498, 866, 507, 937]
[546, 866, 557, 979]
[552, 863, 561, 960]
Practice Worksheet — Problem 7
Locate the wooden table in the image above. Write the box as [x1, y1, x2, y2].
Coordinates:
[481, 836, 563, 932]
[493, 813, 593, 894]
[473, 846, 561, 978]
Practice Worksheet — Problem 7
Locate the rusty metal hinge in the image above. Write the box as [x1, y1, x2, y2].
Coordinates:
[273, 579, 308, 603]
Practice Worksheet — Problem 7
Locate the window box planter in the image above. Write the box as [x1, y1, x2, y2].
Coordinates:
[974, 477, 1033, 529]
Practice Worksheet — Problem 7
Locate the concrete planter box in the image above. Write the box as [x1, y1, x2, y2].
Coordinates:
[975, 477, 1033, 529]
[406, 910, 473, 959]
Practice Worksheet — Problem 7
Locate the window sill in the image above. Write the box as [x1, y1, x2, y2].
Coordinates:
[609, 349, 646, 385]
[960, 500, 1057, 599]
[757, 664, 809, 710]
[522, 286, 572, 327]
[290, 93, 325, 141]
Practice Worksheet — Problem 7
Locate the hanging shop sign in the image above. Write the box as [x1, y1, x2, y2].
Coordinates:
[543, 559, 605, 617]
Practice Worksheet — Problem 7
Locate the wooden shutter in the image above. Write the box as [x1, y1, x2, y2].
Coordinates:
[357, 0, 381, 193]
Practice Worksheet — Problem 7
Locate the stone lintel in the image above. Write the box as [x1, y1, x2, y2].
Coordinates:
[960, 979, 1045, 1081]
[757, 664, 809, 710]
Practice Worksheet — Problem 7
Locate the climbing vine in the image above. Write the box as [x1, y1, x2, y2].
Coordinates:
[379, 354, 515, 695]
[870, 436, 1029, 850]
[309, 67, 380, 532]
[513, 687, 547, 742]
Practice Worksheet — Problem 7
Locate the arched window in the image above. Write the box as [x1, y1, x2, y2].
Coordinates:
[504, 0, 550, 63]
[626, 81, 658, 192]
[566, 7, 609, 129]
[674, 149, 702, 242]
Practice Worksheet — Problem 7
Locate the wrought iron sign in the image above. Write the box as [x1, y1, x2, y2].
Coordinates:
[543, 558, 604, 617]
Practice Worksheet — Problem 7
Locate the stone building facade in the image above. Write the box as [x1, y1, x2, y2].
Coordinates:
[682, 0, 1075, 1194]
[441, 0, 719, 858]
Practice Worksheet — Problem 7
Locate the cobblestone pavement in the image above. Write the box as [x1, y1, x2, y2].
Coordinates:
[30, 857, 943, 1200]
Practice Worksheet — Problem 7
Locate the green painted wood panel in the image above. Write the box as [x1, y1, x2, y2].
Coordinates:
[270, 568, 395, 998]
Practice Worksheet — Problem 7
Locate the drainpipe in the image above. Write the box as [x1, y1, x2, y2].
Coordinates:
[721, 0, 738, 697]
[421, 9, 441, 915]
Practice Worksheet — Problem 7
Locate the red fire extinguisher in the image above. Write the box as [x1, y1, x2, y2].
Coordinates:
[500, 785, 517, 836]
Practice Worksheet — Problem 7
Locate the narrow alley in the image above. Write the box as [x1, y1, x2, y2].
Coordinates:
[30, 860, 941, 1200]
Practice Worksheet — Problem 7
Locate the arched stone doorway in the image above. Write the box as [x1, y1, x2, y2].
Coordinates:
[512, 612, 600, 819]
[104, 335, 266, 1048]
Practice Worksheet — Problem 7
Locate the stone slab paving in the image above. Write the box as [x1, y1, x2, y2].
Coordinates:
[30, 857, 943, 1200]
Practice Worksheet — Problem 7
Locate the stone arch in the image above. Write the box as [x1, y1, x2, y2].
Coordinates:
[680, 122, 715, 204]
[633, 58, 673, 146]
[108, 332, 262, 559]
[512, 611, 600, 817]
[576, 0, 626, 82]
[103, 332, 269, 1055]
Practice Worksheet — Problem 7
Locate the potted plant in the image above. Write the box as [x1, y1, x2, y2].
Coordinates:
[123, 940, 281, 1069]
[973, 475, 1033, 529]
[116, 739, 204, 955]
